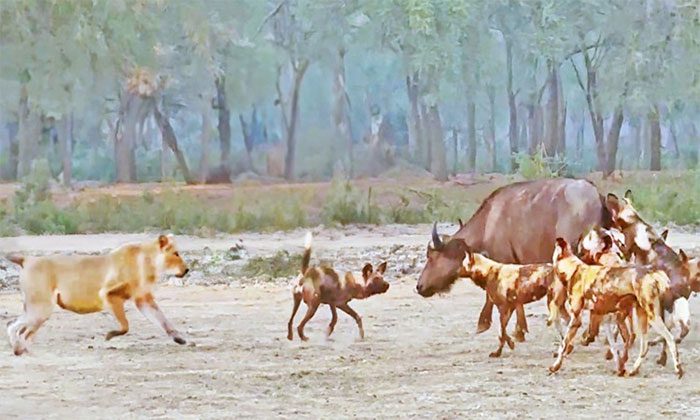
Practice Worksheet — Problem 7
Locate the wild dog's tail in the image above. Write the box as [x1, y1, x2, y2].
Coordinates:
[6, 254, 24, 268]
[301, 231, 312, 274]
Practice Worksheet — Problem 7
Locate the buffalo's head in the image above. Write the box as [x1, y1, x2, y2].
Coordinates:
[416, 222, 469, 297]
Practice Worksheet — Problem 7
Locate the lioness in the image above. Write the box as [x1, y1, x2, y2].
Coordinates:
[6, 234, 189, 355]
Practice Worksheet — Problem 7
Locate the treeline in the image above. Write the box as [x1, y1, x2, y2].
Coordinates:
[1, 0, 700, 185]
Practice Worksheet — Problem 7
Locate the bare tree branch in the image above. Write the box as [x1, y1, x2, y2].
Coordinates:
[256, 0, 285, 37]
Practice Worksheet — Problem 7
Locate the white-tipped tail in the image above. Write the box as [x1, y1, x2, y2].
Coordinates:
[304, 231, 313, 249]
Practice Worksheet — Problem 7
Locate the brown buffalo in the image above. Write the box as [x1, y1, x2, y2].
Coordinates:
[416, 178, 612, 341]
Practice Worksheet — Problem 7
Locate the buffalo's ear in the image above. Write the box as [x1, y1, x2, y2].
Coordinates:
[660, 229, 669, 241]
[606, 193, 621, 217]
[362, 263, 374, 280]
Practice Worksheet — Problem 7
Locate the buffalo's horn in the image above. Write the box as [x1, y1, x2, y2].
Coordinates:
[432, 222, 443, 249]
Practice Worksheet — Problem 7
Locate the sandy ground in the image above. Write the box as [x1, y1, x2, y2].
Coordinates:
[0, 229, 699, 418]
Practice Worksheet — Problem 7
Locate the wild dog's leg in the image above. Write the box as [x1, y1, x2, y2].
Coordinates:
[287, 291, 302, 340]
[105, 294, 129, 341]
[650, 316, 683, 378]
[603, 322, 623, 375]
[327, 305, 338, 337]
[629, 307, 649, 377]
[550, 300, 583, 373]
[338, 303, 364, 339]
[296, 299, 320, 341]
[582, 314, 603, 346]
[477, 296, 494, 334]
[513, 304, 527, 343]
[135, 293, 186, 345]
[490, 305, 515, 358]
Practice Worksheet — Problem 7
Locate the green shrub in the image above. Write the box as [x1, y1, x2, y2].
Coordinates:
[321, 181, 378, 225]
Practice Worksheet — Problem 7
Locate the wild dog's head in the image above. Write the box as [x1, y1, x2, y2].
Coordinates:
[688, 257, 700, 293]
[577, 227, 626, 266]
[552, 237, 582, 283]
[156, 234, 189, 278]
[362, 262, 390, 296]
[605, 190, 660, 261]
[416, 222, 469, 297]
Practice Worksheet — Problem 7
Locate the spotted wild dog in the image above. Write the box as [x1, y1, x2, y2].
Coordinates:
[606, 191, 693, 366]
[576, 226, 636, 366]
[6, 235, 189, 356]
[287, 232, 389, 341]
[416, 224, 566, 357]
[550, 238, 682, 378]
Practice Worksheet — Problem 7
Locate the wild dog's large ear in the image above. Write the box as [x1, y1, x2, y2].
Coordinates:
[606, 193, 621, 218]
[362, 263, 374, 280]
[624, 189, 633, 202]
[376, 261, 388, 274]
[679, 249, 689, 264]
[602, 235, 614, 252]
[554, 237, 571, 258]
[158, 234, 170, 250]
[661, 229, 669, 241]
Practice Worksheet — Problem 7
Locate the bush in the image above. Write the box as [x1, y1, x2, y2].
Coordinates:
[515, 146, 566, 180]
[241, 250, 302, 279]
[321, 181, 379, 225]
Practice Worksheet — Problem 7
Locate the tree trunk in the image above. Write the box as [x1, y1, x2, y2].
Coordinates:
[576, 113, 584, 161]
[283, 60, 309, 180]
[239, 110, 257, 172]
[407, 73, 427, 167]
[605, 107, 624, 175]
[419, 101, 431, 170]
[544, 64, 559, 157]
[115, 91, 150, 182]
[505, 38, 518, 172]
[16, 85, 42, 178]
[215, 76, 231, 169]
[153, 105, 195, 184]
[57, 114, 73, 187]
[558, 104, 567, 157]
[466, 99, 477, 172]
[528, 103, 543, 155]
[669, 120, 680, 159]
[427, 104, 447, 181]
[487, 85, 497, 172]
[452, 128, 459, 175]
[649, 105, 661, 171]
[0, 122, 18, 180]
[332, 48, 353, 178]
[631, 118, 641, 170]
[198, 110, 211, 183]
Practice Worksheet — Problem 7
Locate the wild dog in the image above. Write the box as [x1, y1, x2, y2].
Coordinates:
[576, 227, 635, 363]
[287, 233, 389, 341]
[6, 235, 189, 355]
[606, 191, 693, 366]
[417, 223, 536, 343]
[550, 238, 682, 378]
[415, 224, 566, 357]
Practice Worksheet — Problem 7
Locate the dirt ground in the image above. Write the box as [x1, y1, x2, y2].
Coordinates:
[1, 229, 699, 418]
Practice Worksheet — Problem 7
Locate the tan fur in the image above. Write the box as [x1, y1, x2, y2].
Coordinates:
[7, 235, 189, 355]
[460, 252, 561, 358]
[549, 238, 682, 378]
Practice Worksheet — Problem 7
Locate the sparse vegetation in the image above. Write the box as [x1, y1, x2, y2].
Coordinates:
[241, 250, 302, 279]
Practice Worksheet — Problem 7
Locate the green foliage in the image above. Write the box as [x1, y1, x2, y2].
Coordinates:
[241, 250, 302, 279]
[321, 181, 379, 225]
[614, 172, 700, 226]
[514, 147, 566, 180]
